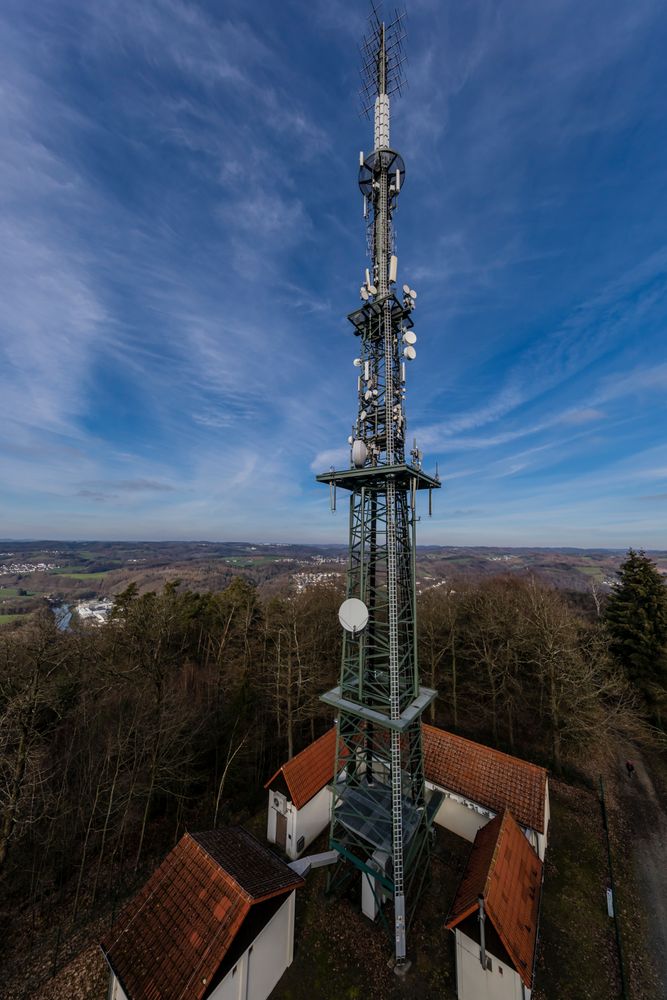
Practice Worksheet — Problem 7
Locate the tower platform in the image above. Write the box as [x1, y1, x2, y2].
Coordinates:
[316, 464, 440, 492]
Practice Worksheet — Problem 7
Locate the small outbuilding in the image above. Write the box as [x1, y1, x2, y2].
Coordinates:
[446, 809, 543, 1000]
[265, 725, 549, 862]
[101, 826, 304, 1000]
[264, 727, 338, 860]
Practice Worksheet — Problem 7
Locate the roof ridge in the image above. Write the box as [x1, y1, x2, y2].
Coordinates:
[483, 809, 509, 899]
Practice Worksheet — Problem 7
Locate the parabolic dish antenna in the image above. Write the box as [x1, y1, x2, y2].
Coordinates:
[360, 287, 369, 301]
[402, 331, 417, 345]
[338, 598, 369, 634]
[409, 289, 417, 299]
[402, 283, 411, 294]
[353, 358, 362, 367]
[369, 284, 378, 296]
[404, 345, 417, 360]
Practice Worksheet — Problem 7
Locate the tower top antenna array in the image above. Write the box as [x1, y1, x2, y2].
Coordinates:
[359, 3, 407, 116]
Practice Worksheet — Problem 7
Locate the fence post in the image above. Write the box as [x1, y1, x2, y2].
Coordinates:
[599, 776, 629, 1000]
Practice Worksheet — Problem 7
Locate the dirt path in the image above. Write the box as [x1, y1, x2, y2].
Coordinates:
[617, 750, 667, 997]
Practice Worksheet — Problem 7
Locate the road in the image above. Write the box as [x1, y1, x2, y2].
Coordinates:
[618, 750, 667, 997]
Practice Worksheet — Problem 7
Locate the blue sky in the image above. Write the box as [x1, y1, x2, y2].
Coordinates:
[2, 0, 667, 547]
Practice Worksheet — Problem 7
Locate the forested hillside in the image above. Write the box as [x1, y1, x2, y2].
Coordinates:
[2, 567, 659, 910]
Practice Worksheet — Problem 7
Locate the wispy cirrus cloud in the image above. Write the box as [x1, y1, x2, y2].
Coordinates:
[1, 0, 667, 546]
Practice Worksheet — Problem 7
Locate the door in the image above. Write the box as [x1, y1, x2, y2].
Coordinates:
[276, 810, 287, 851]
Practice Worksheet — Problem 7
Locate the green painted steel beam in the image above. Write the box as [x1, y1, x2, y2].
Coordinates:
[330, 839, 395, 894]
[320, 685, 436, 730]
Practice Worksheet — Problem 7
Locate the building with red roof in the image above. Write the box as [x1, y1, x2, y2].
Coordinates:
[264, 724, 549, 862]
[101, 827, 304, 1000]
[446, 810, 543, 1000]
[422, 725, 549, 861]
[264, 727, 339, 860]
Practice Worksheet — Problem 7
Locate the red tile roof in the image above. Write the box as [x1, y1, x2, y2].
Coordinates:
[446, 810, 542, 987]
[422, 724, 547, 833]
[101, 827, 303, 1000]
[266, 725, 547, 834]
[264, 727, 339, 809]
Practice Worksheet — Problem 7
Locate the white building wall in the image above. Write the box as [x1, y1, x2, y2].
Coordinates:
[425, 780, 548, 861]
[286, 787, 331, 859]
[210, 892, 296, 1000]
[267, 786, 331, 860]
[455, 929, 530, 1000]
[266, 791, 278, 843]
[536, 780, 550, 861]
[108, 976, 128, 1000]
[426, 781, 493, 842]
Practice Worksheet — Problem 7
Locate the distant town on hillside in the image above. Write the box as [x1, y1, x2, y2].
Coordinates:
[1, 539, 665, 628]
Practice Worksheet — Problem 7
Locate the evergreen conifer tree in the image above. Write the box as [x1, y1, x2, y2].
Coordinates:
[604, 549, 667, 705]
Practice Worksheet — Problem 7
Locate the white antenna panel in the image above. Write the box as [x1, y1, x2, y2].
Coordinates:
[389, 255, 398, 283]
[359, 150, 364, 166]
[396, 169, 401, 192]
[365, 268, 371, 288]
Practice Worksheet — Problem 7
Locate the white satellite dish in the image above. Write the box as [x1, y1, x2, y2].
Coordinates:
[360, 287, 369, 301]
[404, 345, 417, 360]
[410, 289, 417, 299]
[369, 285, 377, 296]
[360, 409, 367, 420]
[402, 283, 410, 294]
[351, 439, 368, 468]
[353, 358, 362, 367]
[338, 598, 369, 634]
[402, 331, 417, 345]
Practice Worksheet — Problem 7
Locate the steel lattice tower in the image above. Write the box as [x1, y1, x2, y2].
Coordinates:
[318, 4, 442, 967]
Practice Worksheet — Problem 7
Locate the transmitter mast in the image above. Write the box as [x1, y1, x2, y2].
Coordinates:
[318, 3, 442, 967]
